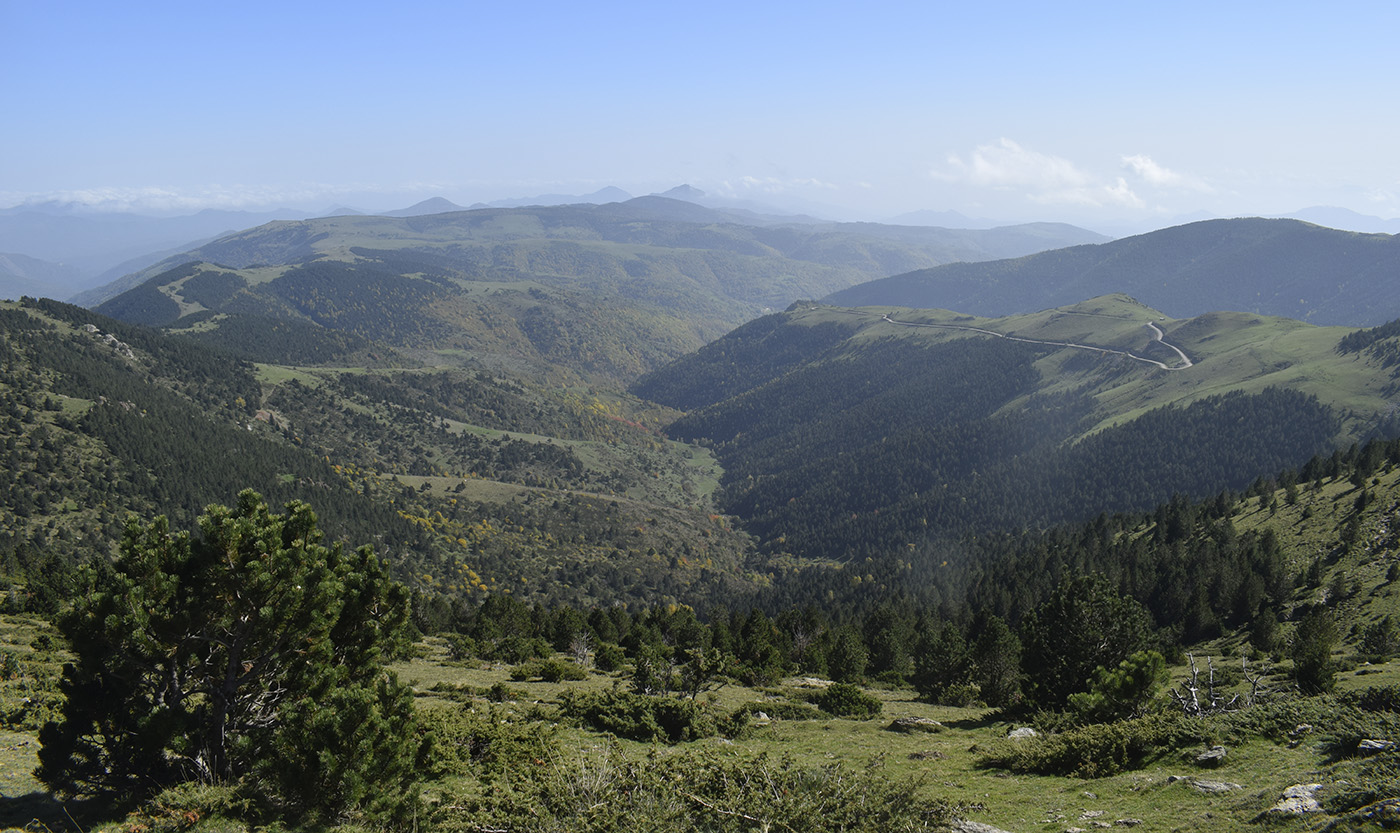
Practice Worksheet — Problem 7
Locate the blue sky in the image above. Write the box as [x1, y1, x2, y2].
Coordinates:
[5, 1, 1399, 229]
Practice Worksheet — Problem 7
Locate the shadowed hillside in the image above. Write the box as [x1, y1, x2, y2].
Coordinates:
[828, 218, 1400, 327]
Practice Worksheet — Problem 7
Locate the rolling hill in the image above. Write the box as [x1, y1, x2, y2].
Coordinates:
[827, 218, 1400, 327]
[85, 198, 1105, 383]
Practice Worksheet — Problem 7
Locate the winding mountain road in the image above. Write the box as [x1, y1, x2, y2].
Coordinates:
[870, 311, 1194, 371]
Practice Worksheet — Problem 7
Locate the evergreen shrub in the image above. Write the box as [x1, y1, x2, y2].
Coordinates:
[813, 682, 883, 719]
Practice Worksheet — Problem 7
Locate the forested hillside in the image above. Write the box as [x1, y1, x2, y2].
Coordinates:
[0, 298, 760, 614]
[635, 298, 1400, 565]
[828, 218, 1400, 326]
[85, 199, 1103, 384]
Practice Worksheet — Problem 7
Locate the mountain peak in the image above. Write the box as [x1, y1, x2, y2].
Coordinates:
[384, 197, 466, 217]
[657, 184, 706, 203]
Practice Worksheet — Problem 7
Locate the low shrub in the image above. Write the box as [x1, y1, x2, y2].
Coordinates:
[934, 683, 982, 708]
[539, 657, 588, 682]
[425, 705, 558, 784]
[731, 700, 828, 721]
[510, 657, 588, 682]
[433, 743, 964, 833]
[977, 713, 1204, 778]
[444, 634, 478, 662]
[559, 689, 719, 743]
[428, 681, 527, 703]
[1215, 694, 1400, 756]
[483, 635, 552, 664]
[487, 681, 526, 702]
[813, 683, 883, 719]
[123, 783, 261, 833]
[1325, 749, 1400, 814]
[594, 642, 626, 672]
[1340, 685, 1400, 714]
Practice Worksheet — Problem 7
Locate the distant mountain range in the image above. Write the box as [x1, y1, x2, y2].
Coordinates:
[0, 252, 86, 301]
[8, 181, 1397, 311]
[85, 197, 1106, 383]
[1, 185, 1099, 302]
[827, 218, 1400, 327]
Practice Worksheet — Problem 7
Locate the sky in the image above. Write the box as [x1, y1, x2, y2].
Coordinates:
[4, 1, 1400, 231]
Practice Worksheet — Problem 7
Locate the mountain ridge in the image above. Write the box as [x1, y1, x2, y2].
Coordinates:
[827, 217, 1400, 327]
[84, 198, 1107, 384]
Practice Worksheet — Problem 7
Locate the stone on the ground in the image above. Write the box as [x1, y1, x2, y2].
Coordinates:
[1258, 783, 1323, 817]
[1195, 745, 1227, 766]
[889, 716, 943, 733]
[947, 820, 1017, 833]
[1168, 775, 1243, 793]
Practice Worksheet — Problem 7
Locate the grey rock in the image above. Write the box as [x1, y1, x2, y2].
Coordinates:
[1008, 727, 1038, 739]
[1168, 776, 1243, 793]
[947, 821, 1017, 833]
[1258, 784, 1324, 817]
[1195, 745, 1227, 766]
[889, 716, 943, 733]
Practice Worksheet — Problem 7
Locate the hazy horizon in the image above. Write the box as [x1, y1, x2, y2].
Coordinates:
[5, 2, 1399, 232]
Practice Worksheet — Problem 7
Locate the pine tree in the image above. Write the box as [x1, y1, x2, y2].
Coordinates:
[1292, 608, 1339, 694]
[1019, 574, 1154, 711]
[37, 490, 430, 822]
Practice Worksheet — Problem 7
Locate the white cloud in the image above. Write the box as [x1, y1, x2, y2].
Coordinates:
[932, 140, 1194, 213]
[1122, 154, 1180, 186]
[1104, 177, 1146, 208]
[940, 138, 1091, 190]
[1121, 154, 1214, 195]
[736, 176, 839, 193]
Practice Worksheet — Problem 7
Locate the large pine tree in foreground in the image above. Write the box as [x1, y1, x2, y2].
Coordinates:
[37, 490, 429, 822]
